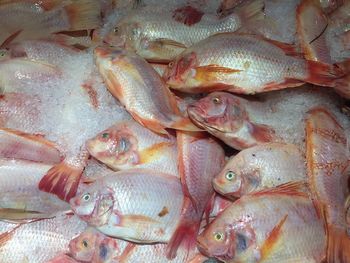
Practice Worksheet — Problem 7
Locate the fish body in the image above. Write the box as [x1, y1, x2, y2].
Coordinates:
[94, 46, 199, 134]
[163, 33, 344, 94]
[197, 183, 327, 263]
[87, 120, 178, 175]
[70, 169, 185, 243]
[306, 107, 350, 263]
[213, 143, 306, 197]
[106, 1, 264, 62]
[0, 214, 87, 263]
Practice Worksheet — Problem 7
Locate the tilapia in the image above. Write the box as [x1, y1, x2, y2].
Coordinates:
[0, 213, 87, 263]
[87, 120, 178, 175]
[213, 143, 307, 197]
[0, 0, 101, 46]
[163, 33, 344, 94]
[105, 1, 264, 62]
[306, 107, 350, 263]
[94, 46, 199, 134]
[0, 158, 69, 221]
[70, 169, 185, 243]
[197, 182, 327, 262]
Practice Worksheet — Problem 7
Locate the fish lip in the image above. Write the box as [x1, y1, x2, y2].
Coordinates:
[188, 108, 229, 135]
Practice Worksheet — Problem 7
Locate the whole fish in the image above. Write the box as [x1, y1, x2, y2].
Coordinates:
[105, 1, 264, 62]
[86, 120, 178, 176]
[94, 46, 199, 134]
[187, 88, 349, 149]
[0, 158, 69, 221]
[69, 227, 202, 263]
[0, 213, 87, 263]
[166, 131, 225, 258]
[305, 107, 350, 263]
[70, 169, 186, 243]
[197, 182, 327, 263]
[0, 0, 101, 46]
[163, 33, 344, 94]
[213, 143, 306, 198]
[0, 43, 128, 201]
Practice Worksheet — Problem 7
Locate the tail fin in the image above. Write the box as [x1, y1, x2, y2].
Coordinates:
[306, 60, 345, 87]
[64, 0, 101, 31]
[326, 225, 350, 263]
[235, 0, 265, 27]
[38, 161, 84, 202]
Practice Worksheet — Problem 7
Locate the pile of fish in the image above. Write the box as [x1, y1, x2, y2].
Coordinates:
[0, 0, 349, 262]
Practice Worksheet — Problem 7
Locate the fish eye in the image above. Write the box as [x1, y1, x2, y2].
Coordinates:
[212, 97, 221, 104]
[102, 133, 109, 138]
[82, 193, 91, 202]
[169, 62, 174, 68]
[213, 231, 225, 241]
[82, 240, 89, 248]
[114, 27, 119, 33]
[225, 171, 236, 181]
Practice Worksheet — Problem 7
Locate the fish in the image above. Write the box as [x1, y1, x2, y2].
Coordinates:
[105, 1, 264, 62]
[166, 131, 225, 258]
[94, 46, 200, 134]
[86, 120, 178, 175]
[0, 158, 70, 221]
[305, 107, 350, 263]
[187, 88, 350, 149]
[69, 227, 202, 263]
[163, 33, 344, 94]
[0, 213, 87, 263]
[0, 43, 128, 202]
[197, 182, 327, 263]
[296, 0, 332, 64]
[70, 168, 186, 243]
[213, 143, 307, 198]
[0, 0, 101, 46]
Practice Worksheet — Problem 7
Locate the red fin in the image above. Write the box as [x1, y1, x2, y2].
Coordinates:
[149, 38, 187, 49]
[38, 161, 84, 201]
[118, 242, 137, 262]
[326, 225, 350, 263]
[139, 142, 174, 164]
[172, 6, 204, 26]
[248, 123, 276, 143]
[252, 181, 308, 198]
[259, 214, 288, 261]
[195, 64, 242, 82]
[204, 193, 216, 225]
[257, 37, 303, 57]
[130, 112, 169, 135]
[0, 30, 22, 48]
[0, 224, 21, 248]
[306, 61, 345, 87]
[261, 78, 305, 91]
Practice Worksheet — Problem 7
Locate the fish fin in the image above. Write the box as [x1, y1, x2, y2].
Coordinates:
[261, 79, 305, 92]
[170, 116, 204, 132]
[122, 214, 160, 224]
[248, 122, 276, 143]
[296, 0, 331, 63]
[139, 142, 175, 164]
[333, 74, 350, 99]
[0, 224, 22, 248]
[0, 127, 61, 163]
[305, 61, 345, 87]
[326, 225, 350, 263]
[38, 161, 84, 201]
[0, 208, 53, 223]
[64, 0, 101, 31]
[0, 30, 22, 48]
[172, 5, 204, 26]
[150, 38, 187, 49]
[129, 112, 169, 135]
[235, 0, 265, 26]
[118, 242, 137, 263]
[204, 192, 216, 225]
[259, 214, 288, 261]
[195, 64, 242, 82]
[252, 181, 308, 198]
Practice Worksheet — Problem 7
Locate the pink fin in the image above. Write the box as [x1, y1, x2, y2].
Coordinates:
[38, 161, 83, 201]
[0, 30, 22, 48]
[172, 6, 204, 26]
[306, 61, 345, 87]
[249, 123, 276, 143]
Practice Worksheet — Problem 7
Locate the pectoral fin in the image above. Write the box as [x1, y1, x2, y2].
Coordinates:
[195, 64, 242, 82]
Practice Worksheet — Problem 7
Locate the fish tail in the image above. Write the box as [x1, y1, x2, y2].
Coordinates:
[38, 161, 84, 202]
[305, 60, 345, 87]
[326, 225, 350, 263]
[235, 0, 265, 26]
[64, 0, 101, 31]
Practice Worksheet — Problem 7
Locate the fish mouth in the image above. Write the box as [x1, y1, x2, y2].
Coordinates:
[188, 107, 227, 134]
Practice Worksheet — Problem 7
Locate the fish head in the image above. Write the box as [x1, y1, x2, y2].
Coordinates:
[188, 92, 247, 134]
[198, 218, 257, 262]
[0, 49, 10, 61]
[87, 124, 140, 170]
[105, 21, 141, 50]
[69, 228, 101, 261]
[213, 165, 243, 198]
[163, 51, 198, 89]
[70, 184, 115, 226]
